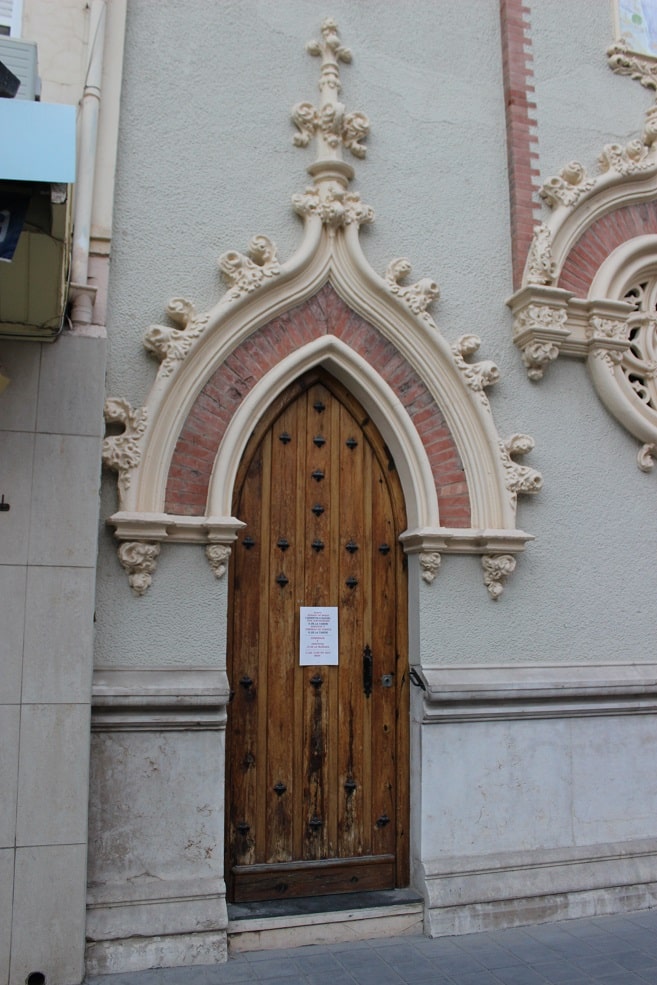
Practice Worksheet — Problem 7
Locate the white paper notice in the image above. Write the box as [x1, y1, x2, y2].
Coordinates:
[299, 606, 339, 666]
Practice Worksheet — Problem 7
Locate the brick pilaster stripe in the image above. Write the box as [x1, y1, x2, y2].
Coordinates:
[500, 0, 541, 290]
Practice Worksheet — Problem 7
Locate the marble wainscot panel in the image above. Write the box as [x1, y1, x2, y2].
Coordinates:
[414, 664, 657, 935]
[86, 669, 230, 974]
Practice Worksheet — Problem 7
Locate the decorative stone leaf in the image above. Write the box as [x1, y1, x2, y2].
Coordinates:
[102, 398, 148, 504]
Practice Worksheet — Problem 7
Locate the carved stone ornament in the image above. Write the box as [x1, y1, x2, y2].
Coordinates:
[499, 434, 543, 503]
[102, 398, 148, 504]
[481, 553, 516, 600]
[292, 183, 374, 228]
[607, 39, 657, 92]
[117, 541, 160, 596]
[144, 298, 211, 379]
[638, 443, 657, 472]
[292, 18, 369, 161]
[451, 335, 500, 406]
[598, 139, 652, 175]
[385, 259, 440, 318]
[104, 19, 540, 598]
[586, 316, 630, 369]
[507, 45, 657, 469]
[206, 544, 231, 579]
[526, 223, 556, 286]
[218, 235, 280, 300]
[513, 302, 570, 380]
[419, 551, 441, 584]
[539, 162, 595, 209]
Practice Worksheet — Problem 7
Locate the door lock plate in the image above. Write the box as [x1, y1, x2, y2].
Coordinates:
[381, 674, 393, 688]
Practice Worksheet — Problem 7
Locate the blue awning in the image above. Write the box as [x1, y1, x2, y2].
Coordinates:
[0, 100, 76, 183]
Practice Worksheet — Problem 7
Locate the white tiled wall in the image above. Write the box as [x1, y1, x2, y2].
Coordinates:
[0, 334, 105, 985]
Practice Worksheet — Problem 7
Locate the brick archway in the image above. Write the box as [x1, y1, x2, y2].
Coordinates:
[165, 284, 471, 527]
[559, 201, 657, 296]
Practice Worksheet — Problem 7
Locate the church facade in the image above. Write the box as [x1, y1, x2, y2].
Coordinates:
[3, 2, 657, 983]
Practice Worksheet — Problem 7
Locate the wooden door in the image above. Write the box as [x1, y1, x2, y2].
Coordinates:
[226, 369, 409, 903]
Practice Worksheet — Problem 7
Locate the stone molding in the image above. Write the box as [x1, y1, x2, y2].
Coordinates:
[423, 837, 657, 937]
[104, 20, 539, 594]
[508, 50, 657, 467]
[91, 668, 230, 730]
[415, 663, 657, 722]
[85, 930, 227, 978]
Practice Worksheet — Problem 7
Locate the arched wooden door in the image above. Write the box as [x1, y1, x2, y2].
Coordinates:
[226, 369, 409, 902]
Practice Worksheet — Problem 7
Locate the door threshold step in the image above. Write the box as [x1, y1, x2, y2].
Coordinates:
[227, 889, 424, 953]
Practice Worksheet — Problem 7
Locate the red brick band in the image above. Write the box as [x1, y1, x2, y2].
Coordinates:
[500, 0, 541, 290]
[558, 201, 657, 296]
[165, 284, 471, 526]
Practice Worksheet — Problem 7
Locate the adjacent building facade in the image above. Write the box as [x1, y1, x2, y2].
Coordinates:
[3, 2, 657, 983]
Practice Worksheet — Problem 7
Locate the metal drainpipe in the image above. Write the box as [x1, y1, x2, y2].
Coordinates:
[70, 0, 107, 327]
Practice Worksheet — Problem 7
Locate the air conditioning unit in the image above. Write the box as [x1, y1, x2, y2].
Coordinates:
[0, 97, 76, 340]
[0, 36, 38, 99]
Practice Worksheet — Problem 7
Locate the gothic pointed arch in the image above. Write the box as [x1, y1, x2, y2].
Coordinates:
[509, 38, 657, 471]
[103, 18, 540, 598]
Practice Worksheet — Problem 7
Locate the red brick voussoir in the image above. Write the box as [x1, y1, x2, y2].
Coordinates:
[165, 284, 471, 527]
[558, 201, 657, 296]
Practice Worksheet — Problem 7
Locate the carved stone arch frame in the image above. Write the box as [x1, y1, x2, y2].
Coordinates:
[207, 334, 438, 528]
[509, 48, 657, 471]
[590, 234, 657, 297]
[103, 19, 540, 600]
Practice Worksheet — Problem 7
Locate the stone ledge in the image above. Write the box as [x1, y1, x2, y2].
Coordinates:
[85, 929, 228, 976]
[423, 838, 657, 935]
[91, 668, 230, 730]
[415, 663, 657, 721]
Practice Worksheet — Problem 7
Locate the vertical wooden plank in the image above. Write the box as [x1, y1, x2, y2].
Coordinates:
[336, 398, 366, 860]
[361, 436, 374, 856]
[254, 431, 273, 864]
[326, 389, 340, 857]
[369, 449, 398, 861]
[292, 391, 308, 862]
[226, 436, 267, 880]
[302, 383, 331, 860]
[265, 402, 298, 863]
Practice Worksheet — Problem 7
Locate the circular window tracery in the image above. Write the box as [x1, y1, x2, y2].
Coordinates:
[623, 277, 657, 414]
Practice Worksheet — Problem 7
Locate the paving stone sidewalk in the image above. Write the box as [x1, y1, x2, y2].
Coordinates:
[86, 908, 657, 985]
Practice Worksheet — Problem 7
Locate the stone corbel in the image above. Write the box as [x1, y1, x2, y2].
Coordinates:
[507, 285, 573, 381]
[586, 313, 631, 371]
[205, 544, 231, 579]
[402, 529, 531, 599]
[481, 554, 516, 600]
[108, 513, 245, 594]
[117, 541, 161, 597]
[419, 551, 441, 584]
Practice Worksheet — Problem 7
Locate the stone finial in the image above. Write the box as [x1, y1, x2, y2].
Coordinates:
[292, 19, 369, 171]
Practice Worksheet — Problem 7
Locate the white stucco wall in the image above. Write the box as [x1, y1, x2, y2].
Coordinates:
[96, 0, 657, 670]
